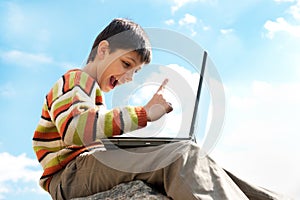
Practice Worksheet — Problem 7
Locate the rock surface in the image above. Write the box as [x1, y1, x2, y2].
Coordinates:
[72, 180, 170, 200]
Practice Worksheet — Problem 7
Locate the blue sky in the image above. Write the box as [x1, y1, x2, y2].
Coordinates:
[0, 0, 300, 199]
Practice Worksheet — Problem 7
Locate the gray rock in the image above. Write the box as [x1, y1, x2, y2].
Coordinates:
[72, 180, 170, 200]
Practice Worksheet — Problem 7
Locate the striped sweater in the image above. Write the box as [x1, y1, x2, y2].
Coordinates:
[33, 69, 148, 191]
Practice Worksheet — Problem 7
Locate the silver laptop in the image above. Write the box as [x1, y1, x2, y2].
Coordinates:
[102, 51, 208, 148]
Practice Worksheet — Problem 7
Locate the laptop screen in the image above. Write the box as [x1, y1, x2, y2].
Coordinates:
[110, 50, 209, 140]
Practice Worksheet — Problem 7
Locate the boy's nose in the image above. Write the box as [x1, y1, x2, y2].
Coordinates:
[120, 69, 134, 83]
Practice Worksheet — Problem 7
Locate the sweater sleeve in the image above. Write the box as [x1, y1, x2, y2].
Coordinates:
[46, 70, 147, 146]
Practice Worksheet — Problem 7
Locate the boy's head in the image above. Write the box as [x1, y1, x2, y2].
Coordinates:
[87, 18, 152, 64]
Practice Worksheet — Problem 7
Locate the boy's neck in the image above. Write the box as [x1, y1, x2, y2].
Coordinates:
[82, 61, 98, 80]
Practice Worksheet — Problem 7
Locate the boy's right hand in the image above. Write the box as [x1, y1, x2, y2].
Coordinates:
[143, 79, 173, 122]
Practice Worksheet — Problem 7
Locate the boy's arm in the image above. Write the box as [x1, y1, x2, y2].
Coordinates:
[143, 79, 173, 121]
[97, 106, 147, 137]
[47, 70, 147, 146]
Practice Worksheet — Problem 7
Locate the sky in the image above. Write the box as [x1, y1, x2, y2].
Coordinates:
[0, 0, 300, 199]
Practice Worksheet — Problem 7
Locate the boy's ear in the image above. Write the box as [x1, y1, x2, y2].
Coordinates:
[97, 40, 110, 59]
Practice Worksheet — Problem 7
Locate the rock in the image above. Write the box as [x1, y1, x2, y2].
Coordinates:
[71, 180, 170, 200]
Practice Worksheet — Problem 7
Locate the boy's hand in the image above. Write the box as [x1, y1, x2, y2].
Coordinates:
[143, 79, 173, 122]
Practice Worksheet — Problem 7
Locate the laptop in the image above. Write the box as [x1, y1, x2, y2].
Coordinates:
[102, 51, 208, 148]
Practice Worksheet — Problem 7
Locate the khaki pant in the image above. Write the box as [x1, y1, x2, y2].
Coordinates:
[49, 141, 283, 200]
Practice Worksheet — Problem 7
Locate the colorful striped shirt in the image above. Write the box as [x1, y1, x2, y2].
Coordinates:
[32, 69, 147, 191]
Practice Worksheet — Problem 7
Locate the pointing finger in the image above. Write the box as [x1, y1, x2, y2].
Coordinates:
[156, 78, 169, 94]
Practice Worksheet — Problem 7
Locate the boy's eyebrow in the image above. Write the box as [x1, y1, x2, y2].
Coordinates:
[124, 56, 137, 65]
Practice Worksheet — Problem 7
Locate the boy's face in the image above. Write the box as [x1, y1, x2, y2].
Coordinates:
[97, 49, 144, 92]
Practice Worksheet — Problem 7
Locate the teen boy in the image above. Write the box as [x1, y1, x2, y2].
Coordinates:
[33, 18, 283, 200]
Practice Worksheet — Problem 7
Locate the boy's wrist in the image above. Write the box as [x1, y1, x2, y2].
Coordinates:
[135, 106, 148, 127]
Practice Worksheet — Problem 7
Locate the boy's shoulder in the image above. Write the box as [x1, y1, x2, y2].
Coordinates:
[63, 68, 86, 81]
[62, 68, 97, 93]
[46, 69, 99, 108]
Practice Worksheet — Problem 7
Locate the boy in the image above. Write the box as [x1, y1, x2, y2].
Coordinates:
[33, 18, 283, 199]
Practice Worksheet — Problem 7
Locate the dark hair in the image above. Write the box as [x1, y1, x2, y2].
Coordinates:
[87, 18, 152, 64]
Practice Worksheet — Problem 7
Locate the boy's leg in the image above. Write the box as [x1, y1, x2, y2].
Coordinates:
[49, 141, 248, 200]
[50, 141, 191, 199]
[49, 141, 278, 200]
[224, 170, 287, 200]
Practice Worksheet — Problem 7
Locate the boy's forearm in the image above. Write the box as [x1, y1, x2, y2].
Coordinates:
[50, 96, 148, 145]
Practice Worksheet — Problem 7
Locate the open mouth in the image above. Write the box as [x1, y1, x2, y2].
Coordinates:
[110, 76, 118, 89]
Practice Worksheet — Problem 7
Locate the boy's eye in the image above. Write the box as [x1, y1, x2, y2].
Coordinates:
[122, 61, 131, 68]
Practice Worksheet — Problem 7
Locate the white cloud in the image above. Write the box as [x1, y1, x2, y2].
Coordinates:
[0, 152, 41, 183]
[129, 84, 157, 105]
[264, 17, 300, 38]
[0, 50, 77, 70]
[179, 13, 197, 26]
[166, 64, 199, 93]
[165, 19, 175, 25]
[170, 0, 210, 13]
[211, 80, 300, 199]
[289, 0, 300, 20]
[1, 50, 53, 68]
[165, 14, 209, 36]
[0, 183, 9, 200]
[178, 14, 198, 36]
[171, 0, 198, 13]
[220, 28, 234, 35]
[264, 0, 300, 38]
[0, 152, 47, 199]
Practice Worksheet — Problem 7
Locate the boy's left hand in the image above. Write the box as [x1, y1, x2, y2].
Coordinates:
[143, 79, 173, 122]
